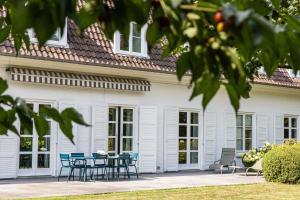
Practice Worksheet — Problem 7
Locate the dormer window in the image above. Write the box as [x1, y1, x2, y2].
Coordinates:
[28, 22, 68, 48]
[113, 22, 148, 57]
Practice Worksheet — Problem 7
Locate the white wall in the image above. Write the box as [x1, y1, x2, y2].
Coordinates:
[1, 64, 300, 178]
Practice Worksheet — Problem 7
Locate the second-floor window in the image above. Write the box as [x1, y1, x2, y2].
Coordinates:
[236, 114, 253, 151]
[113, 22, 148, 57]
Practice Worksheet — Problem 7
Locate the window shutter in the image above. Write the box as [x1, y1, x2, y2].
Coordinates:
[224, 111, 236, 148]
[91, 104, 108, 153]
[0, 135, 18, 178]
[164, 106, 179, 171]
[274, 114, 284, 144]
[57, 101, 77, 175]
[204, 111, 217, 169]
[297, 116, 300, 141]
[138, 106, 157, 173]
[257, 114, 269, 147]
[77, 105, 92, 156]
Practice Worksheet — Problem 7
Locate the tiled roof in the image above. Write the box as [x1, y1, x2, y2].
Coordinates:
[0, 12, 299, 89]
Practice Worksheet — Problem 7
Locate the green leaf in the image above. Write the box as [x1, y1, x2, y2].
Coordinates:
[39, 106, 64, 124]
[176, 52, 191, 80]
[0, 26, 10, 43]
[0, 78, 8, 94]
[225, 84, 240, 113]
[34, 115, 50, 137]
[61, 108, 90, 126]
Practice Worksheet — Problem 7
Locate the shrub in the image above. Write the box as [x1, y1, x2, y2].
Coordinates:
[242, 142, 272, 167]
[263, 143, 300, 184]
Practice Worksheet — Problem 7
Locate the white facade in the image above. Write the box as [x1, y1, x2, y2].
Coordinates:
[1, 56, 300, 178]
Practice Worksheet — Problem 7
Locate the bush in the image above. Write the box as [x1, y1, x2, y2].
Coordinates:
[242, 142, 272, 167]
[263, 143, 300, 184]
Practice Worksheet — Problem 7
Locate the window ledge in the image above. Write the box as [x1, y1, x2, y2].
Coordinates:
[114, 50, 149, 59]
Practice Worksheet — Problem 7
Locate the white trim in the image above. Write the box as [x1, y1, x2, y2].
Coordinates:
[28, 21, 68, 48]
[236, 113, 254, 152]
[113, 22, 148, 58]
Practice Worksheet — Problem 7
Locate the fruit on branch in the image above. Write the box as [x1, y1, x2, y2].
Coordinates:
[214, 11, 223, 23]
[216, 22, 224, 32]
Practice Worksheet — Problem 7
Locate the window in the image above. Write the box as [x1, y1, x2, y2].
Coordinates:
[28, 23, 68, 47]
[236, 114, 253, 151]
[19, 103, 52, 171]
[113, 22, 148, 57]
[284, 116, 297, 140]
[178, 111, 199, 166]
[108, 107, 134, 155]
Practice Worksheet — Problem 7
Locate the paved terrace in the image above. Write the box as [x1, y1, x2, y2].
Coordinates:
[0, 171, 264, 199]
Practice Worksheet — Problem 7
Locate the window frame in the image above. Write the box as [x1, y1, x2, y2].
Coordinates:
[284, 115, 298, 140]
[113, 22, 148, 58]
[236, 113, 253, 151]
[28, 22, 68, 48]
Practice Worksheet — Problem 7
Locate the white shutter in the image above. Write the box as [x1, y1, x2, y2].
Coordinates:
[138, 106, 157, 173]
[57, 102, 77, 153]
[164, 106, 179, 171]
[0, 135, 17, 178]
[76, 105, 92, 155]
[274, 114, 284, 144]
[224, 111, 236, 148]
[91, 104, 108, 153]
[257, 114, 268, 147]
[297, 116, 300, 141]
[204, 111, 217, 169]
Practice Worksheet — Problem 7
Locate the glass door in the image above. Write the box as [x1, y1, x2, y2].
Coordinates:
[18, 102, 52, 176]
[178, 111, 200, 169]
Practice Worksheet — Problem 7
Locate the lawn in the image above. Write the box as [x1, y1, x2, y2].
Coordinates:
[25, 183, 300, 200]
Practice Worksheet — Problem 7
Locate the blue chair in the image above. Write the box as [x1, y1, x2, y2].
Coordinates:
[129, 152, 139, 178]
[117, 153, 131, 180]
[58, 153, 73, 181]
[71, 153, 90, 181]
[92, 153, 108, 181]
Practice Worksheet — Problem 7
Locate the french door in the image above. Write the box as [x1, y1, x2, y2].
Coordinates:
[178, 111, 200, 169]
[18, 102, 53, 176]
[108, 106, 135, 156]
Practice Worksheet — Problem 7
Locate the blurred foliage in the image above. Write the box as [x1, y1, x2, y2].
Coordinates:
[0, 0, 299, 141]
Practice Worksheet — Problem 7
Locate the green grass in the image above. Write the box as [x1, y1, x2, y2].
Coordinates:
[25, 183, 299, 200]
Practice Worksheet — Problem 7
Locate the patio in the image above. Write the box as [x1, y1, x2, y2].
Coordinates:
[0, 171, 264, 200]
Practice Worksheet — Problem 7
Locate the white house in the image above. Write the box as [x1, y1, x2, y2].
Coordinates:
[0, 19, 300, 179]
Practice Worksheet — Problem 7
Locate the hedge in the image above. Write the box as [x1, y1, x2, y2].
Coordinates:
[263, 143, 300, 184]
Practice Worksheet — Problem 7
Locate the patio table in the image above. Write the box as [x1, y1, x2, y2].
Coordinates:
[70, 156, 94, 182]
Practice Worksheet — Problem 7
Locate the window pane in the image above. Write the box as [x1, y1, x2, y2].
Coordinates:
[123, 124, 133, 136]
[191, 113, 199, 124]
[245, 139, 252, 150]
[122, 138, 132, 151]
[132, 23, 141, 37]
[190, 152, 198, 164]
[179, 139, 187, 150]
[190, 139, 198, 150]
[38, 137, 50, 152]
[178, 152, 186, 164]
[123, 109, 133, 122]
[109, 108, 117, 121]
[20, 137, 32, 152]
[37, 154, 50, 168]
[109, 123, 116, 136]
[284, 128, 289, 139]
[236, 115, 242, 126]
[245, 128, 252, 139]
[190, 126, 198, 137]
[132, 37, 141, 53]
[245, 115, 252, 126]
[179, 125, 187, 137]
[179, 112, 187, 123]
[284, 117, 289, 127]
[120, 34, 129, 51]
[292, 118, 297, 128]
[292, 129, 297, 139]
[19, 154, 32, 169]
[236, 127, 243, 139]
[108, 138, 116, 151]
[236, 139, 243, 150]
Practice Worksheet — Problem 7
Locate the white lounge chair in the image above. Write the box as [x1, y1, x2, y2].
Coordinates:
[245, 158, 263, 176]
[209, 148, 236, 174]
